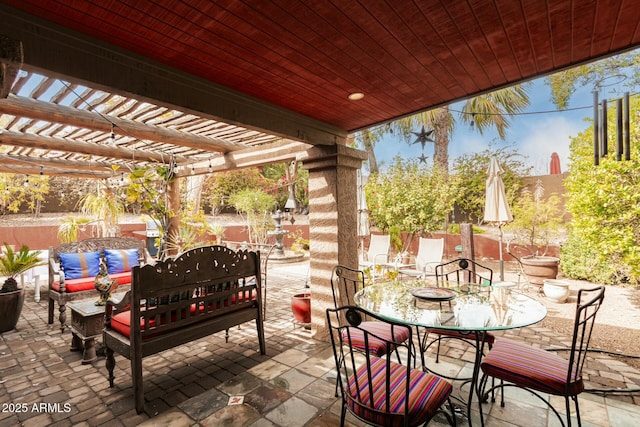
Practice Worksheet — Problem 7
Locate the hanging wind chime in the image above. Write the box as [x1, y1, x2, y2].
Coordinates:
[593, 91, 631, 165]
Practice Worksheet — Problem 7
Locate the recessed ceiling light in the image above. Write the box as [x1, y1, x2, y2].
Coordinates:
[348, 92, 364, 101]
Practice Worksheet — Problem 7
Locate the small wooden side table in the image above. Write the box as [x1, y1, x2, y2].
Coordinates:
[68, 298, 105, 364]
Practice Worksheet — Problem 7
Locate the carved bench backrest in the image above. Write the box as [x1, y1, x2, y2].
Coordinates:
[130, 245, 261, 340]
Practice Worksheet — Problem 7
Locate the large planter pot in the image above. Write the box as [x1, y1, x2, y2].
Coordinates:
[520, 256, 560, 286]
[291, 293, 311, 324]
[0, 288, 25, 333]
[543, 279, 570, 303]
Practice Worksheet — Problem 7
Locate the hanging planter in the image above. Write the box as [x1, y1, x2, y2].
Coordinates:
[291, 293, 311, 324]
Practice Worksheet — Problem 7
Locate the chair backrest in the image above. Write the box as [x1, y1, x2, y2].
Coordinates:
[366, 234, 390, 263]
[567, 286, 605, 388]
[330, 265, 365, 308]
[415, 237, 444, 271]
[435, 258, 493, 287]
[326, 305, 416, 425]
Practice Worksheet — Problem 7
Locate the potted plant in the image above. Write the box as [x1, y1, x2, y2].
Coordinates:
[505, 180, 564, 286]
[0, 244, 42, 333]
[389, 225, 411, 265]
[209, 222, 226, 245]
[57, 216, 91, 243]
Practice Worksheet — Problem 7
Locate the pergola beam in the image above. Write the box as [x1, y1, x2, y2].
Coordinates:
[0, 153, 114, 172]
[0, 95, 245, 152]
[179, 139, 312, 176]
[0, 163, 111, 178]
[0, 139, 312, 178]
[0, 129, 188, 163]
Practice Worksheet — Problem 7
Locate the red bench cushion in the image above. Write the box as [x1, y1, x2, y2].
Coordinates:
[110, 289, 258, 339]
[52, 271, 132, 293]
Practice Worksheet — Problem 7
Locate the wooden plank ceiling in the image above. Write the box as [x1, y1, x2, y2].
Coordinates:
[1, 1, 640, 177]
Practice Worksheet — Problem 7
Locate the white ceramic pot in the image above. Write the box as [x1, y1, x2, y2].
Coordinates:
[543, 279, 570, 303]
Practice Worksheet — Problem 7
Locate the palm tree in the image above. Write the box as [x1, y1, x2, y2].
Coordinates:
[403, 85, 530, 171]
[355, 85, 530, 173]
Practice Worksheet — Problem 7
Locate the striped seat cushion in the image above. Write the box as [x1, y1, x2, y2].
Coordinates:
[347, 356, 452, 427]
[343, 321, 411, 356]
[480, 338, 583, 396]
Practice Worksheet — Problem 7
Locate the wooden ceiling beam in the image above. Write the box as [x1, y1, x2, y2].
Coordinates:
[0, 137, 311, 178]
[179, 140, 312, 176]
[0, 163, 111, 178]
[0, 129, 188, 163]
[0, 153, 115, 172]
[0, 95, 246, 153]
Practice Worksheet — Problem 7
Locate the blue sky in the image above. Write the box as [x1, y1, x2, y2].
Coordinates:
[373, 76, 604, 175]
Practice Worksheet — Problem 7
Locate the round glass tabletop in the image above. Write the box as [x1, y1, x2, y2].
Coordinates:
[354, 280, 547, 331]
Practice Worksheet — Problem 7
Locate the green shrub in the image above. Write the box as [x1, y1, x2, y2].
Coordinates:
[561, 95, 640, 284]
[367, 158, 457, 250]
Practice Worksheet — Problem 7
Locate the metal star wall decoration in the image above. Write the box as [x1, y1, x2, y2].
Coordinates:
[418, 153, 429, 164]
[411, 126, 435, 150]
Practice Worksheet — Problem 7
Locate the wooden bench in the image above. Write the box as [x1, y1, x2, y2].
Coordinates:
[222, 241, 276, 319]
[103, 245, 266, 414]
[48, 237, 147, 332]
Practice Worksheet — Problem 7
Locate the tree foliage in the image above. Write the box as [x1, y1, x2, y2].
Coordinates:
[78, 182, 124, 237]
[124, 165, 180, 259]
[505, 181, 563, 257]
[228, 189, 276, 244]
[386, 85, 530, 171]
[366, 158, 457, 251]
[203, 169, 270, 214]
[202, 164, 308, 214]
[561, 95, 640, 284]
[451, 144, 528, 223]
[546, 51, 640, 109]
[0, 174, 49, 216]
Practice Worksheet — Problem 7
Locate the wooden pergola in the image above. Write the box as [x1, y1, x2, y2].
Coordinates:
[0, 70, 311, 179]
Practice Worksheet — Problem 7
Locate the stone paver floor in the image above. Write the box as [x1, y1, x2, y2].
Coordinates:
[1, 259, 639, 426]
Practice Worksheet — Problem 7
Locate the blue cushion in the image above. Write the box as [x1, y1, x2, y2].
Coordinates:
[104, 249, 139, 274]
[59, 251, 101, 280]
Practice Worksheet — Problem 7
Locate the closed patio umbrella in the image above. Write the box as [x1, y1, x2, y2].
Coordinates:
[483, 156, 513, 281]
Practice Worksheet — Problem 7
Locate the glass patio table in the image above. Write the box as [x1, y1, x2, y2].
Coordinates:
[354, 280, 547, 426]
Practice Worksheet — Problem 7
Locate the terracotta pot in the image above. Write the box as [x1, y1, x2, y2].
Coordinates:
[0, 288, 25, 333]
[291, 293, 311, 324]
[521, 256, 560, 286]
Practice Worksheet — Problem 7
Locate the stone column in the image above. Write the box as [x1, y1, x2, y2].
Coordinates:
[301, 145, 367, 340]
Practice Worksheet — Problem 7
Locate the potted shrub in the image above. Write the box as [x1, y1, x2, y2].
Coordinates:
[0, 244, 42, 333]
[209, 222, 226, 245]
[505, 181, 564, 286]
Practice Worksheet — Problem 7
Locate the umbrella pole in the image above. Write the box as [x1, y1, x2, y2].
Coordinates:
[499, 224, 504, 281]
